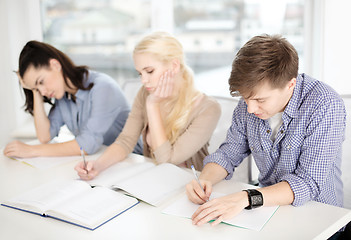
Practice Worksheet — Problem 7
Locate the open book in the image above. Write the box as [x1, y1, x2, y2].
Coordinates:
[88, 160, 194, 207]
[1, 179, 139, 230]
[162, 193, 279, 231]
[1, 156, 194, 230]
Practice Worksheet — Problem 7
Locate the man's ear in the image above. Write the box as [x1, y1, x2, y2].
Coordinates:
[288, 78, 296, 90]
[49, 58, 62, 71]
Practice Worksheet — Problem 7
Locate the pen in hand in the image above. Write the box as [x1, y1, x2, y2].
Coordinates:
[80, 147, 88, 174]
[191, 165, 206, 197]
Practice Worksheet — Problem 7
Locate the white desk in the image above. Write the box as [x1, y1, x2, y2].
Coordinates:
[0, 152, 350, 240]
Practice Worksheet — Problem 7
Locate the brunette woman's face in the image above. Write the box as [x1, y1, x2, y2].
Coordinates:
[22, 59, 67, 99]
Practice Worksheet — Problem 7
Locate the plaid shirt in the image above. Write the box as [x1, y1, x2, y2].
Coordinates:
[204, 74, 347, 207]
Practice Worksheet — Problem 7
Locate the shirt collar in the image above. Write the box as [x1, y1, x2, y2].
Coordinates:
[283, 74, 304, 119]
[71, 71, 92, 101]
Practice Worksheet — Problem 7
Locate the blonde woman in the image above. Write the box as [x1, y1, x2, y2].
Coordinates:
[75, 32, 221, 180]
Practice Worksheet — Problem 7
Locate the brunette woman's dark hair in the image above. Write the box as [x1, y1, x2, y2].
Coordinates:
[18, 40, 93, 115]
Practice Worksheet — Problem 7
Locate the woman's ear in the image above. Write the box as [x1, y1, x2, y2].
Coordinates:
[171, 58, 180, 73]
[49, 58, 62, 72]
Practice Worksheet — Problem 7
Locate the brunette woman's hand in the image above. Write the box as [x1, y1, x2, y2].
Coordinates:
[3, 140, 37, 158]
[15, 71, 31, 90]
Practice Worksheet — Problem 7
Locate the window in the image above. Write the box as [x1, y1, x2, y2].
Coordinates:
[41, 0, 306, 96]
[173, 0, 305, 96]
[41, 0, 152, 85]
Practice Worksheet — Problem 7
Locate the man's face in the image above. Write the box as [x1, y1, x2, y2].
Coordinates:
[243, 79, 296, 120]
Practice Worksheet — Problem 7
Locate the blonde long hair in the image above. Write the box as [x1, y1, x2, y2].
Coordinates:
[133, 32, 201, 144]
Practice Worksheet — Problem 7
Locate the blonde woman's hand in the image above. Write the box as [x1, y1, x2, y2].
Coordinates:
[74, 160, 100, 180]
[147, 70, 175, 105]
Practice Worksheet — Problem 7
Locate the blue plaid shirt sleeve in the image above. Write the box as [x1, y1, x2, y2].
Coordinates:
[204, 100, 251, 179]
[280, 95, 346, 207]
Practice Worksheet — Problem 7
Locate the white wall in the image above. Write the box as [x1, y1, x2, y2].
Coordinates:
[0, 0, 42, 146]
[322, 0, 351, 95]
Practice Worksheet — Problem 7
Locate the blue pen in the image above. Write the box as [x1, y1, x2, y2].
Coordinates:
[80, 147, 87, 172]
[191, 165, 205, 194]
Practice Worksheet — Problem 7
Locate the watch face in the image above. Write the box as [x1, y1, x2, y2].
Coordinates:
[252, 195, 263, 205]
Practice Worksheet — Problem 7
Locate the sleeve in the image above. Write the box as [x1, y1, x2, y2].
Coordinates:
[114, 88, 145, 154]
[152, 98, 221, 165]
[280, 98, 346, 207]
[75, 80, 129, 154]
[203, 99, 251, 179]
[48, 103, 65, 139]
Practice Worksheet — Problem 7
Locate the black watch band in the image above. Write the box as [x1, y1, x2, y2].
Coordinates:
[243, 189, 263, 210]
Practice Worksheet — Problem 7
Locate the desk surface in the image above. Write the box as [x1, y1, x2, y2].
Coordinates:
[0, 152, 350, 240]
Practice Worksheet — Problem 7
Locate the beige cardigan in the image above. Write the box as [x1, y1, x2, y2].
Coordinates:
[114, 87, 221, 170]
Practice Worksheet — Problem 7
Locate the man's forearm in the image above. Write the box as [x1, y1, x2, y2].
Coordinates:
[199, 162, 228, 185]
[259, 181, 294, 206]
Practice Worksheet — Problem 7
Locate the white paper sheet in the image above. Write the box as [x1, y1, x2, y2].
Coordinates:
[162, 193, 279, 231]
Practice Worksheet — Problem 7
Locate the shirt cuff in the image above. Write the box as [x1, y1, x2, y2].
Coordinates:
[76, 134, 103, 155]
[203, 152, 233, 180]
[280, 174, 311, 207]
[49, 126, 59, 140]
[153, 140, 171, 164]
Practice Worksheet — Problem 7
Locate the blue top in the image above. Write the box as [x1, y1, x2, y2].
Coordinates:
[204, 74, 347, 207]
[48, 70, 143, 155]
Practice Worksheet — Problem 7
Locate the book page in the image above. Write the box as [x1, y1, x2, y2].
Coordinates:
[88, 161, 155, 188]
[113, 163, 193, 206]
[46, 187, 139, 230]
[2, 180, 91, 214]
[14, 155, 81, 170]
[10, 142, 106, 170]
[162, 193, 279, 231]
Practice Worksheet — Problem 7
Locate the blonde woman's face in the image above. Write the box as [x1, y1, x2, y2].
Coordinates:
[133, 53, 171, 93]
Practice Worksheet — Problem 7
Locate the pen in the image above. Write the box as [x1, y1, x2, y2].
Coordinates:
[80, 147, 87, 173]
[191, 165, 205, 194]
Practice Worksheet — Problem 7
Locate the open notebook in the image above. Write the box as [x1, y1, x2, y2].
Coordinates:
[88, 161, 194, 207]
[162, 193, 279, 231]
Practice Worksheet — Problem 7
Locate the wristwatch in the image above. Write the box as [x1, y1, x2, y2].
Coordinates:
[243, 189, 263, 210]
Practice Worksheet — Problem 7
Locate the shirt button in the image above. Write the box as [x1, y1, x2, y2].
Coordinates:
[287, 145, 291, 149]
[266, 130, 271, 133]
[280, 130, 284, 133]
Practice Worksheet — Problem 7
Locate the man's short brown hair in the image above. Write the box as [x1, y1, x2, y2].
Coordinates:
[229, 34, 299, 98]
